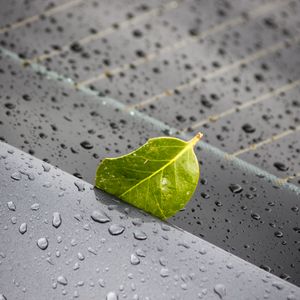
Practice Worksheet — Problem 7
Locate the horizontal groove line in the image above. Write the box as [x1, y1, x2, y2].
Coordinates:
[126, 34, 300, 110]
[0, 0, 83, 34]
[77, 0, 286, 87]
[184, 79, 300, 131]
[27, 0, 181, 63]
[231, 125, 300, 157]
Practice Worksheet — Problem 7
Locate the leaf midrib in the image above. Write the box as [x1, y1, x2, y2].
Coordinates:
[119, 141, 193, 198]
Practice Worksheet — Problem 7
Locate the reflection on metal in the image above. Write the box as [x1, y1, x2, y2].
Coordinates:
[28, 0, 181, 63]
[128, 35, 300, 109]
[76, 0, 286, 87]
[0, 0, 83, 34]
[231, 125, 300, 157]
[184, 79, 300, 131]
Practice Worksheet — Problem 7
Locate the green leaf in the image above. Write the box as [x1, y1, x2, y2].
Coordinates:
[95, 133, 203, 220]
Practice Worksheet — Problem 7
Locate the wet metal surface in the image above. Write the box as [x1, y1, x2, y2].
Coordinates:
[0, 142, 300, 299]
[0, 0, 300, 289]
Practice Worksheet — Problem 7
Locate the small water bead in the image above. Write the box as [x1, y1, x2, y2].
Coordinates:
[31, 203, 40, 210]
[130, 254, 140, 265]
[106, 291, 118, 300]
[91, 210, 110, 223]
[74, 181, 85, 191]
[77, 252, 85, 260]
[98, 278, 105, 287]
[214, 284, 226, 299]
[133, 230, 147, 240]
[52, 212, 62, 228]
[7, 201, 16, 211]
[136, 249, 146, 257]
[11, 172, 21, 181]
[19, 223, 27, 234]
[274, 231, 283, 238]
[229, 183, 243, 194]
[160, 268, 169, 277]
[37, 237, 48, 250]
[57, 275, 68, 286]
[108, 224, 125, 235]
[251, 213, 261, 220]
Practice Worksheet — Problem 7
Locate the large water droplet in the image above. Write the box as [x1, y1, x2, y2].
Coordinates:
[57, 275, 68, 286]
[133, 230, 147, 240]
[106, 291, 118, 300]
[74, 181, 85, 191]
[229, 184, 243, 194]
[52, 212, 62, 228]
[91, 210, 110, 223]
[214, 284, 226, 299]
[130, 254, 140, 265]
[19, 223, 27, 234]
[108, 224, 125, 235]
[0, 294, 7, 300]
[37, 237, 48, 250]
[7, 201, 16, 211]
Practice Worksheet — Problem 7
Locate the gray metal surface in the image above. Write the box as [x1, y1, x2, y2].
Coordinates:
[0, 0, 300, 290]
[0, 142, 299, 300]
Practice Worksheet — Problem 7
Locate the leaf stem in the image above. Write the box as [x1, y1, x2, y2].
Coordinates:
[189, 132, 203, 146]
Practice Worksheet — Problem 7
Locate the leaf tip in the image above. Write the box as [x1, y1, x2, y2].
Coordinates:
[189, 132, 203, 146]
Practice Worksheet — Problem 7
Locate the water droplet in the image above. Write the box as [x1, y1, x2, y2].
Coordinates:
[108, 224, 125, 235]
[274, 231, 283, 238]
[214, 284, 226, 299]
[77, 252, 85, 260]
[19, 223, 27, 234]
[136, 249, 146, 257]
[0, 294, 7, 300]
[251, 213, 261, 220]
[130, 254, 140, 265]
[42, 163, 51, 172]
[80, 141, 93, 150]
[11, 172, 21, 181]
[57, 275, 68, 286]
[91, 210, 110, 223]
[272, 281, 284, 290]
[242, 123, 256, 133]
[74, 181, 85, 191]
[52, 212, 62, 228]
[273, 162, 289, 172]
[106, 291, 118, 300]
[31, 203, 40, 210]
[160, 268, 169, 277]
[7, 201, 16, 211]
[37, 237, 48, 250]
[133, 230, 147, 240]
[98, 278, 105, 287]
[229, 183, 243, 194]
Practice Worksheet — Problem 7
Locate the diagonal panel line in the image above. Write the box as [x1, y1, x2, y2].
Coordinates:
[27, 0, 181, 63]
[183, 79, 300, 131]
[276, 171, 300, 185]
[127, 34, 300, 110]
[1, 45, 300, 195]
[0, 0, 83, 35]
[231, 125, 300, 157]
[77, 0, 287, 87]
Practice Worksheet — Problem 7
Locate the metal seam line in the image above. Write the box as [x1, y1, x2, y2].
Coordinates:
[0, 0, 83, 35]
[231, 125, 300, 157]
[276, 172, 300, 185]
[0, 46, 300, 195]
[182, 79, 300, 132]
[27, 0, 181, 63]
[126, 34, 300, 110]
[76, 0, 287, 87]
